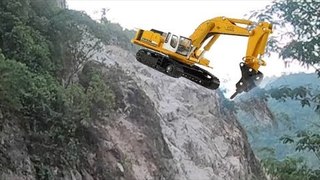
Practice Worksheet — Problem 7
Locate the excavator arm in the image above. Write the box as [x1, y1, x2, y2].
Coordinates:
[189, 17, 272, 71]
[188, 17, 272, 98]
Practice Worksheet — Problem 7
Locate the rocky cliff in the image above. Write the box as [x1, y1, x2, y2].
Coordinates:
[89, 45, 267, 180]
[0, 44, 266, 180]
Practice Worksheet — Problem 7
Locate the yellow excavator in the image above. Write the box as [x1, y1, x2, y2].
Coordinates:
[131, 16, 272, 99]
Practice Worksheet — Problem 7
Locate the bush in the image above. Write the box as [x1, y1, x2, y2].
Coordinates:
[0, 52, 33, 111]
[0, 0, 117, 174]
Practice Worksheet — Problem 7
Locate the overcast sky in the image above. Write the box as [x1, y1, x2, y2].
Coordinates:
[66, 0, 311, 94]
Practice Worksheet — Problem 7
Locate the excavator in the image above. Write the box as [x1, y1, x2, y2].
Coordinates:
[131, 16, 272, 99]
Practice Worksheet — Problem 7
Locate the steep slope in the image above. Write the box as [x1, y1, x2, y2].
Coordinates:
[0, 63, 173, 180]
[92, 45, 267, 180]
[0, 44, 267, 180]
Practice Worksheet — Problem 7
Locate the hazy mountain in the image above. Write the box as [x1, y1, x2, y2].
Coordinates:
[236, 73, 320, 167]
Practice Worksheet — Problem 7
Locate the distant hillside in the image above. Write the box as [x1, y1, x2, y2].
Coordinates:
[265, 73, 319, 89]
[236, 73, 320, 167]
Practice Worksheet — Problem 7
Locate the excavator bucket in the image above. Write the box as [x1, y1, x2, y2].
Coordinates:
[230, 62, 263, 99]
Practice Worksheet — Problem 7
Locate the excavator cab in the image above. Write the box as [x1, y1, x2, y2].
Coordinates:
[163, 33, 192, 56]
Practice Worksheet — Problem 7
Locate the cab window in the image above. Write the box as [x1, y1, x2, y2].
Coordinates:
[177, 36, 192, 56]
[165, 33, 171, 43]
[170, 35, 178, 48]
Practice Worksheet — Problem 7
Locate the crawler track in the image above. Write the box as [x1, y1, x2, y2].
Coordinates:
[136, 49, 220, 90]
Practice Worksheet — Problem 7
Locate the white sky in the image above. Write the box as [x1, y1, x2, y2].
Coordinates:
[67, 0, 312, 95]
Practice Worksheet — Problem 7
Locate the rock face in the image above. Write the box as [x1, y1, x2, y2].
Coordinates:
[237, 97, 275, 127]
[92, 45, 267, 180]
[0, 43, 266, 179]
[0, 63, 173, 180]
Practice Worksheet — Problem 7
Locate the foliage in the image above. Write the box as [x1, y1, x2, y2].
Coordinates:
[249, 0, 320, 110]
[250, 1, 320, 178]
[237, 73, 320, 169]
[34, 163, 54, 180]
[30, 0, 60, 19]
[0, 52, 33, 111]
[266, 86, 320, 113]
[280, 131, 320, 159]
[100, 15, 138, 52]
[87, 72, 115, 117]
[0, 0, 31, 24]
[1, 18, 53, 73]
[79, 61, 115, 117]
[262, 157, 320, 180]
[48, 9, 108, 86]
[0, 0, 117, 176]
[249, 0, 320, 69]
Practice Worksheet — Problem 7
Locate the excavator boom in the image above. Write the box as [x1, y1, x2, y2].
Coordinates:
[131, 16, 272, 98]
[189, 17, 272, 71]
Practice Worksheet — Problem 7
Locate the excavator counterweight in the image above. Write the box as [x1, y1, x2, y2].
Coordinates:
[131, 16, 272, 98]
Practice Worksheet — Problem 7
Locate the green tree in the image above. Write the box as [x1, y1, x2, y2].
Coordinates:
[0, 0, 31, 24]
[0, 0, 54, 74]
[262, 156, 320, 180]
[250, 0, 320, 69]
[99, 13, 138, 52]
[250, 0, 320, 178]
[0, 0, 116, 176]
[79, 61, 115, 118]
[49, 9, 108, 87]
[3, 24, 53, 73]
[0, 51, 32, 111]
